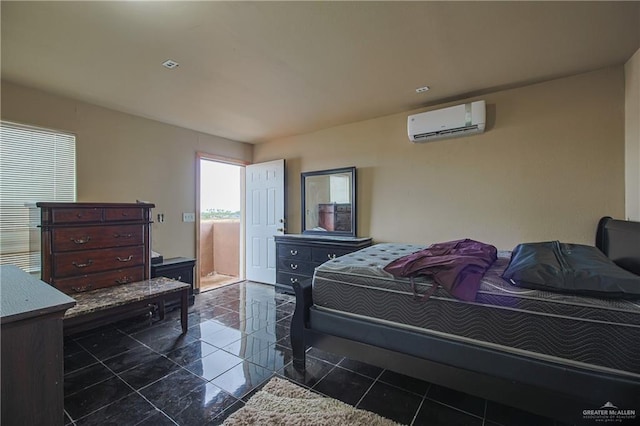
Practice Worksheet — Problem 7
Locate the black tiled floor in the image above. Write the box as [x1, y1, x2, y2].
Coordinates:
[73, 392, 157, 426]
[184, 349, 243, 381]
[101, 345, 163, 374]
[414, 398, 484, 426]
[426, 383, 486, 418]
[338, 356, 384, 379]
[210, 361, 274, 399]
[312, 365, 374, 406]
[357, 380, 424, 425]
[63, 281, 569, 425]
[139, 368, 207, 410]
[379, 369, 431, 396]
[164, 340, 219, 366]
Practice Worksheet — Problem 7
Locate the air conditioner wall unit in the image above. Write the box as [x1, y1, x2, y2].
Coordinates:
[408, 100, 486, 143]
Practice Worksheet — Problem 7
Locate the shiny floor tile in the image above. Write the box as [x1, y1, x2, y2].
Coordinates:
[247, 343, 292, 371]
[162, 382, 240, 425]
[64, 376, 134, 420]
[356, 380, 423, 425]
[426, 383, 486, 418]
[338, 356, 384, 379]
[414, 398, 484, 426]
[220, 334, 273, 358]
[132, 327, 196, 354]
[306, 346, 344, 364]
[485, 401, 556, 426]
[248, 325, 280, 343]
[72, 392, 157, 426]
[312, 365, 374, 406]
[101, 344, 162, 374]
[64, 363, 115, 396]
[379, 369, 431, 396]
[200, 326, 248, 349]
[64, 347, 99, 374]
[210, 361, 273, 399]
[209, 311, 244, 328]
[139, 368, 207, 410]
[184, 349, 243, 381]
[278, 356, 336, 388]
[76, 328, 144, 360]
[164, 339, 219, 366]
[135, 411, 177, 426]
[209, 400, 246, 425]
[117, 355, 182, 390]
[63, 280, 564, 426]
[188, 319, 230, 337]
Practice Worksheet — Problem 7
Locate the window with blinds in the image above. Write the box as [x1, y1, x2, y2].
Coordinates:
[0, 122, 76, 273]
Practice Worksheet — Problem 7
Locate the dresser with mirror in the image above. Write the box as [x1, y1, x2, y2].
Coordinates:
[275, 166, 371, 293]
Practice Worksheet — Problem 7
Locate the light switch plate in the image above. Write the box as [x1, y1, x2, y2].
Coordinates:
[182, 212, 195, 222]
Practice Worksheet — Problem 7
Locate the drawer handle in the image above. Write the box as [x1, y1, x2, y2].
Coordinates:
[76, 212, 84, 218]
[290, 263, 298, 270]
[71, 284, 93, 293]
[328, 254, 337, 260]
[290, 249, 298, 256]
[70, 236, 91, 244]
[117, 255, 134, 262]
[114, 233, 134, 239]
[290, 277, 299, 284]
[115, 276, 133, 285]
[72, 260, 93, 268]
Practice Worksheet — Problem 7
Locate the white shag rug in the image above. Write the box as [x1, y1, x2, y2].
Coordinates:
[222, 377, 402, 426]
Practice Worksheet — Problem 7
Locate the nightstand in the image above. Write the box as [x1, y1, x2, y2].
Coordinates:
[151, 257, 196, 306]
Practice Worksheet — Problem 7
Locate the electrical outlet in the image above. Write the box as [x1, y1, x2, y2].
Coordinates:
[157, 213, 164, 223]
[182, 212, 195, 222]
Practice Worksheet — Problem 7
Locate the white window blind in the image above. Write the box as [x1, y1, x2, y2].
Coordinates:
[0, 121, 76, 273]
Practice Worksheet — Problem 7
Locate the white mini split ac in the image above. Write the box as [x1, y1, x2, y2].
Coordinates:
[408, 100, 486, 143]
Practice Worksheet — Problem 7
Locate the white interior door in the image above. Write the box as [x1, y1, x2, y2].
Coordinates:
[245, 159, 285, 284]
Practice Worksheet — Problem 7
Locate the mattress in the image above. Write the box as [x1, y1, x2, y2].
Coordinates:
[312, 243, 640, 378]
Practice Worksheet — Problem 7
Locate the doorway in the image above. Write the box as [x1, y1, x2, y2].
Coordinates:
[197, 154, 245, 292]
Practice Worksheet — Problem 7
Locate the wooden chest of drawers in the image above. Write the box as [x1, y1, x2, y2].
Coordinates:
[37, 202, 154, 295]
[318, 203, 352, 232]
[275, 234, 372, 294]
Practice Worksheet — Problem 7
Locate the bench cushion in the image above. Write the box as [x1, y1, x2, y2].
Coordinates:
[64, 277, 189, 319]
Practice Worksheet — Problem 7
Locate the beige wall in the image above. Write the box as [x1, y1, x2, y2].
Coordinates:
[200, 221, 215, 275]
[199, 220, 240, 277]
[1, 81, 252, 258]
[212, 221, 240, 276]
[254, 67, 626, 249]
[625, 48, 640, 221]
[1, 65, 628, 256]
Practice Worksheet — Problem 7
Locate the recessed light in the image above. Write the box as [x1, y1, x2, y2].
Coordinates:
[415, 86, 430, 93]
[162, 59, 180, 69]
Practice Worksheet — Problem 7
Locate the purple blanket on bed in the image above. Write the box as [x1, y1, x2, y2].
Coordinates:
[383, 239, 497, 301]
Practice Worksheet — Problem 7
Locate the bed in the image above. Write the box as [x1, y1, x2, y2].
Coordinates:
[290, 217, 640, 424]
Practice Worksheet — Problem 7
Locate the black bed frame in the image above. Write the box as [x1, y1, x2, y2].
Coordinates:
[291, 217, 640, 424]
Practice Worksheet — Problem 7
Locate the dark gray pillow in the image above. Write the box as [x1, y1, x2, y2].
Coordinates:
[503, 241, 640, 299]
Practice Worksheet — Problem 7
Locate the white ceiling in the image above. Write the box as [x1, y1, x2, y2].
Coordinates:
[2, 1, 639, 143]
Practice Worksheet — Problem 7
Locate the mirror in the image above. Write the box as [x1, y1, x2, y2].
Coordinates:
[301, 167, 356, 236]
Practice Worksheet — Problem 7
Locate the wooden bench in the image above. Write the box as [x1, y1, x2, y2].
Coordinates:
[63, 277, 189, 336]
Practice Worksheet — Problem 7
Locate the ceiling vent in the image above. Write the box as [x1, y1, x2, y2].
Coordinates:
[161, 59, 180, 70]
